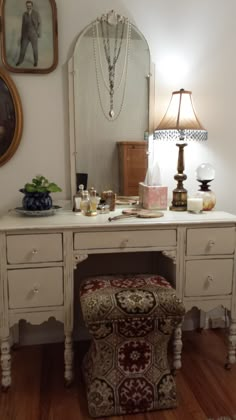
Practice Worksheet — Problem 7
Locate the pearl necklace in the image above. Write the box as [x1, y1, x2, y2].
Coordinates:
[92, 12, 131, 121]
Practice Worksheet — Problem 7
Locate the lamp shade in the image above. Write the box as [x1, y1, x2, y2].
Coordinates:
[154, 89, 207, 141]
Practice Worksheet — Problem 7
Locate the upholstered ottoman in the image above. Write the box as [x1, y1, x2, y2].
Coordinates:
[79, 274, 185, 417]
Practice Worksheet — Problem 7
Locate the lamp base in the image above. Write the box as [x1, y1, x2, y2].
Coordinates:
[170, 189, 187, 211]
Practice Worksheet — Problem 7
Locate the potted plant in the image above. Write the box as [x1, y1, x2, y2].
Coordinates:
[20, 175, 62, 211]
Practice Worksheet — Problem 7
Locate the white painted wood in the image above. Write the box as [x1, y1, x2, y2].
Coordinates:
[173, 323, 183, 370]
[9, 311, 64, 327]
[74, 229, 176, 250]
[68, 57, 77, 200]
[185, 259, 233, 297]
[161, 250, 176, 263]
[8, 267, 63, 309]
[186, 227, 235, 256]
[0, 337, 11, 389]
[0, 209, 236, 387]
[6, 233, 63, 264]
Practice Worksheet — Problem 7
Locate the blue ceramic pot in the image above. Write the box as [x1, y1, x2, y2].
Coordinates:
[20, 189, 52, 211]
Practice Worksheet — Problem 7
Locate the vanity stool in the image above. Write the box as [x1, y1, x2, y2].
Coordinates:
[79, 273, 185, 418]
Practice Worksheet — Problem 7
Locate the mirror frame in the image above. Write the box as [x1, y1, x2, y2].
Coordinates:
[68, 16, 155, 199]
[0, 67, 23, 166]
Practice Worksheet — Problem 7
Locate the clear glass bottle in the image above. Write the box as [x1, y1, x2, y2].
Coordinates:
[89, 189, 97, 213]
[73, 184, 84, 212]
[80, 190, 90, 214]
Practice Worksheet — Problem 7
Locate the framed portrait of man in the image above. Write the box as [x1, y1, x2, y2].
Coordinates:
[0, 0, 58, 74]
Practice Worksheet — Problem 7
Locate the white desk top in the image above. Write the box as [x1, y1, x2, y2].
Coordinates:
[0, 209, 236, 232]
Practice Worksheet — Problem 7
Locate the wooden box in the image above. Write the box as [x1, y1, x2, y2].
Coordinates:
[117, 141, 148, 196]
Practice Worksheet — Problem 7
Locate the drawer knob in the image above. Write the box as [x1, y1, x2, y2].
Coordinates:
[208, 240, 215, 248]
[120, 239, 128, 248]
[32, 248, 38, 255]
[33, 284, 40, 293]
[207, 275, 214, 283]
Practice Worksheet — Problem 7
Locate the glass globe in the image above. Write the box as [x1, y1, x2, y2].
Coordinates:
[195, 163, 216, 211]
[196, 163, 215, 181]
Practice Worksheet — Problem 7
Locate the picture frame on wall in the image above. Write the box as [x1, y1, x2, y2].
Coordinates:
[0, 0, 58, 74]
[0, 67, 23, 165]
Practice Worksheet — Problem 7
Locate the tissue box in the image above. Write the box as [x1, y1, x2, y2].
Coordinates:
[139, 183, 168, 210]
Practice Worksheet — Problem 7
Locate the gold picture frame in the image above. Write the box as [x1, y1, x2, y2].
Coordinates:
[0, 0, 58, 74]
[0, 67, 23, 165]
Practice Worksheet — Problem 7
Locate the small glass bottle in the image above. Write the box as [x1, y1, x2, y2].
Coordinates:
[101, 190, 116, 211]
[80, 190, 90, 214]
[89, 189, 98, 213]
[73, 184, 84, 212]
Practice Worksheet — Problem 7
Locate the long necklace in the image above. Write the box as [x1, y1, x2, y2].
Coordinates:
[92, 12, 131, 121]
[100, 19, 124, 118]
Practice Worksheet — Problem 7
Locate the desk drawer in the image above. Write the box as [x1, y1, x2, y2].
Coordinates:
[8, 267, 63, 309]
[7, 234, 63, 264]
[186, 227, 235, 256]
[185, 259, 233, 297]
[74, 229, 176, 250]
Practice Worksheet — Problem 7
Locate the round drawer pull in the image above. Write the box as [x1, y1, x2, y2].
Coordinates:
[32, 248, 38, 255]
[207, 275, 214, 283]
[208, 240, 215, 248]
[33, 284, 40, 294]
[120, 239, 128, 248]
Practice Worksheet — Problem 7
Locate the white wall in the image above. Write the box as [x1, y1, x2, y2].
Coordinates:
[1, 0, 236, 213]
[1, 0, 235, 343]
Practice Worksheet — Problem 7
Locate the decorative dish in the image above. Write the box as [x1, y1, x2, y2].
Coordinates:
[14, 205, 61, 217]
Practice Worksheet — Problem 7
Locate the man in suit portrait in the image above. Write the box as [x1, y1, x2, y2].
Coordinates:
[16, 1, 41, 67]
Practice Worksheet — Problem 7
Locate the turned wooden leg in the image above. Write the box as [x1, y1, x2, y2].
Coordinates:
[64, 331, 73, 386]
[172, 323, 183, 371]
[225, 319, 236, 370]
[1, 337, 11, 390]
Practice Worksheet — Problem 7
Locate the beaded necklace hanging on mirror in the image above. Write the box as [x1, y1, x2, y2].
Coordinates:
[92, 11, 131, 121]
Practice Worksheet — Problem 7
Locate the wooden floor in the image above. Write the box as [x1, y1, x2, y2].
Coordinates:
[1, 329, 236, 420]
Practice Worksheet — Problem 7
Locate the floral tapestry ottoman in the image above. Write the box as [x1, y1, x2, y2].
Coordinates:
[79, 274, 185, 417]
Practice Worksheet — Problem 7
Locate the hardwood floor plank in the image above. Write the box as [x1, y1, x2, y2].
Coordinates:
[1, 330, 236, 420]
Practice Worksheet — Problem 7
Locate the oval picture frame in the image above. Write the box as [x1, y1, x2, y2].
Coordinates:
[0, 67, 23, 166]
[0, 0, 58, 74]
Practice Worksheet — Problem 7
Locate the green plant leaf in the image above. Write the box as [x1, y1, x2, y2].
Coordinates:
[22, 175, 62, 193]
[47, 183, 62, 192]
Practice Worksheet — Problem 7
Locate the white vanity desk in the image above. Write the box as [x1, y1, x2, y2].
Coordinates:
[1, 209, 236, 389]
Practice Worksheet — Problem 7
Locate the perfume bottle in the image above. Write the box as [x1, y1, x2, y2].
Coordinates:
[89, 189, 98, 213]
[196, 163, 216, 211]
[73, 184, 84, 212]
[80, 190, 90, 214]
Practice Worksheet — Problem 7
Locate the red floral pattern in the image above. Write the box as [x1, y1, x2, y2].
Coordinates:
[118, 318, 154, 338]
[118, 340, 151, 373]
[80, 274, 185, 417]
[80, 278, 107, 296]
[119, 377, 154, 413]
[111, 276, 147, 288]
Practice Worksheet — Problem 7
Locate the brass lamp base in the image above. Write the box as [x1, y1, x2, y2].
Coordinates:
[170, 142, 188, 211]
[170, 188, 187, 211]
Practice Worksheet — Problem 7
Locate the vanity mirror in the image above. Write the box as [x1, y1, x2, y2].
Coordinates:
[68, 10, 154, 197]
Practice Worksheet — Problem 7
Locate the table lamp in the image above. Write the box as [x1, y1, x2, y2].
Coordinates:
[154, 89, 207, 211]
